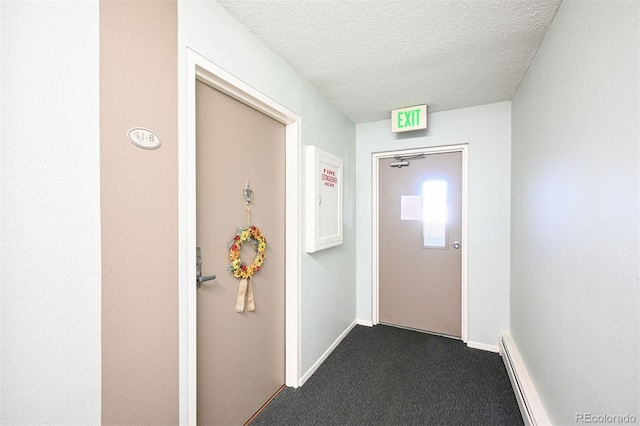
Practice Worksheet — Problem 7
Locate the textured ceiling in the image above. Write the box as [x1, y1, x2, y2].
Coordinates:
[216, 0, 562, 123]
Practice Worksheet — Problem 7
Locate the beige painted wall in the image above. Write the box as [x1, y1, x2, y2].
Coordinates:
[100, 1, 178, 424]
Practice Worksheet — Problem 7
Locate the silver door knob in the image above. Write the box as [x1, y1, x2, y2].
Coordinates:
[453, 241, 461, 249]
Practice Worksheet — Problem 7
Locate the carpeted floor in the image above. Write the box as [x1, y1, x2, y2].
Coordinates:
[252, 324, 523, 425]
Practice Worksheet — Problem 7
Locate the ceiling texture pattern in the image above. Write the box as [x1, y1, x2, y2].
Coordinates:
[216, 0, 562, 123]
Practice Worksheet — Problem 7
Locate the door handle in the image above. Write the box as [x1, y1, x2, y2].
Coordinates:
[196, 247, 216, 289]
[453, 241, 461, 249]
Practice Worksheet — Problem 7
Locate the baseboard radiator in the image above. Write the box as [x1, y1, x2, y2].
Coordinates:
[499, 333, 552, 426]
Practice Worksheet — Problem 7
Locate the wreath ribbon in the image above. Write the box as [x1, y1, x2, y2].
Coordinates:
[235, 277, 255, 312]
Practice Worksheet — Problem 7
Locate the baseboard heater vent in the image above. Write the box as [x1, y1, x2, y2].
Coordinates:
[499, 333, 551, 426]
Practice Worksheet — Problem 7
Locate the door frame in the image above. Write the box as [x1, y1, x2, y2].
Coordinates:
[371, 144, 468, 342]
[181, 49, 301, 424]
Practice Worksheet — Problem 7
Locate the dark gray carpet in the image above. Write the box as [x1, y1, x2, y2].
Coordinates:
[252, 325, 523, 426]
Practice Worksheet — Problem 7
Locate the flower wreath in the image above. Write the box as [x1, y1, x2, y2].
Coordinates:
[227, 225, 267, 280]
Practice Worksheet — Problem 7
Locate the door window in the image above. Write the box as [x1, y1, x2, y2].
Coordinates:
[422, 180, 448, 248]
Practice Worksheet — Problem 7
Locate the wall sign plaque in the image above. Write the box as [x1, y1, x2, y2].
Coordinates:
[127, 128, 161, 149]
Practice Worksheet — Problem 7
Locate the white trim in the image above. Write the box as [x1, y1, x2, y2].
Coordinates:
[356, 319, 374, 327]
[499, 333, 551, 426]
[371, 145, 469, 342]
[460, 146, 469, 341]
[181, 49, 301, 425]
[299, 321, 358, 386]
[467, 341, 499, 353]
[285, 119, 302, 389]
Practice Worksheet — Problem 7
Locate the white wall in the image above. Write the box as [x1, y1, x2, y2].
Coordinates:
[511, 1, 639, 423]
[0, 1, 101, 424]
[356, 102, 511, 347]
[177, 2, 357, 418]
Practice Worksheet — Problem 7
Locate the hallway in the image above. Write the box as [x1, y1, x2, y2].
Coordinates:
[1, 1, 638, 425]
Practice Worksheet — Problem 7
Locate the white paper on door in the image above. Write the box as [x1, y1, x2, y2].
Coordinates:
[400, 195, 422, 221]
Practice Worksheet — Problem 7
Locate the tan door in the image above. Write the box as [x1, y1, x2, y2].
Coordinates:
[196, 80, 285, 425]
[378, 151, 462, 337]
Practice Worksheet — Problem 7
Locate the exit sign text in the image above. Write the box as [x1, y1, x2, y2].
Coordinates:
[391, 105, 427, 133]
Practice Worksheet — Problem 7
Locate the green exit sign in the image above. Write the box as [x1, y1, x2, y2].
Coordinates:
[391, 104, 427, 133]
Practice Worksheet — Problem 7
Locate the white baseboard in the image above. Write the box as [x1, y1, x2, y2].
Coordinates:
[499, 333, 551, 426]
[356, 319, 373, 327]
[467, 340, 499, 353]
[299, 320, 357, 386]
